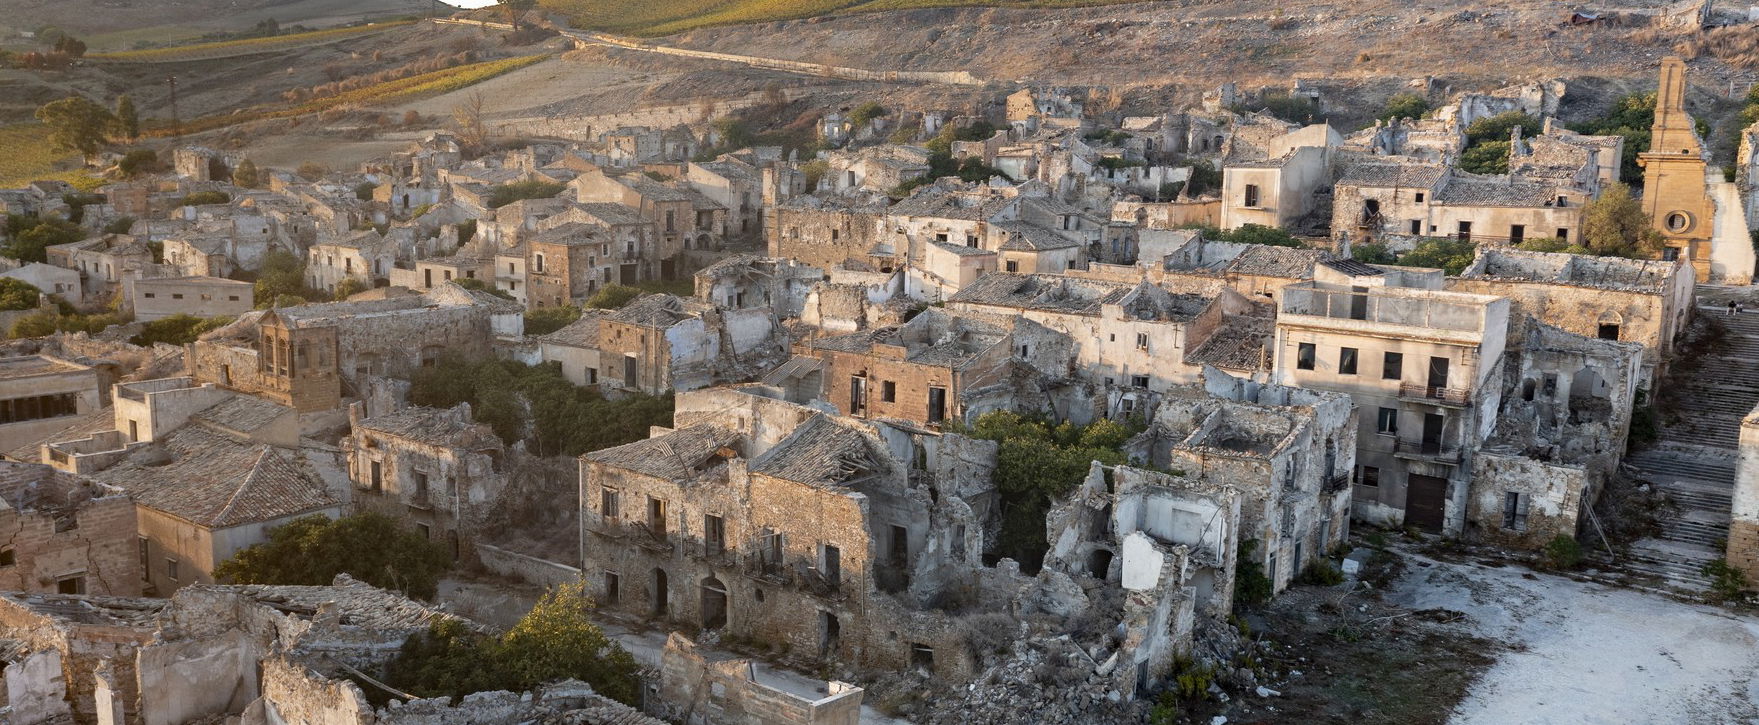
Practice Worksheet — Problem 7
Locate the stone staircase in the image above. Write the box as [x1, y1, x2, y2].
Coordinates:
[1602, 300, 1759, 591]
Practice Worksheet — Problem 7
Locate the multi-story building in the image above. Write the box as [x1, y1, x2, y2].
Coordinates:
[1272, 272, 1509, 533]
[345, 403, 507, 562]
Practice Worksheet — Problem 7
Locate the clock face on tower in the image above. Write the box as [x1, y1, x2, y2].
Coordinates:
[1665, 211, 1692, 234]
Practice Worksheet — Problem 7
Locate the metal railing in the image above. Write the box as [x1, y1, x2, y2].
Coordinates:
[1393, 439, 1462, 464]
[1398, 383, 1470, 405]
[1324, 473, 1351, 493]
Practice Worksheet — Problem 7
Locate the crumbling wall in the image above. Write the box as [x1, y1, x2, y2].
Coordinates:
[659, 633, 863, 725]
[1469, 452, 1586, 548]
[5, 649, 70, 725]
[252, 655, 371, 725]
[1727, 406, 1759, 583]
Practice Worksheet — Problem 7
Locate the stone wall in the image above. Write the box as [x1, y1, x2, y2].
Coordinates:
[476, 543, 582, 589]
[1728, 405, 1759, 583]
[1468, 451, 1587, 548]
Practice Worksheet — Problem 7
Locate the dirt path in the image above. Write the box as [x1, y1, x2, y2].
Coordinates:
[1388, 554, 1759, 724]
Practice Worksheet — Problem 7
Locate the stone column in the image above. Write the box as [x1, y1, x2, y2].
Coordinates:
[1727, 404, 1759, 582]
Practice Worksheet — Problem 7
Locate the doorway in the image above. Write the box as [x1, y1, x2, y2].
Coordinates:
[652, 568, 669, 617]
[1406, 474, 1448, 532]
[700, 576, 728, 630]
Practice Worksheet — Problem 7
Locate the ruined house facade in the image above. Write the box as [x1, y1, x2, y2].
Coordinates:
[345, 403, 507, 563]
[0, 462, 141, 598]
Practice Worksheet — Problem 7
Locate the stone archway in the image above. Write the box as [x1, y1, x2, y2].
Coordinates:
[700, 576, 728, 630]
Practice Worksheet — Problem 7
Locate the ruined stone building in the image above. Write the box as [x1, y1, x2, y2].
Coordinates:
[571, 168, 727, 278]
[1218, 119, 1341, 231]
[780, 307, 1046, 428]
[0, 355, 107, 452]
[44, 234, 154, 301]
[1332, 155, 1595, 248]
[686, 158, 766, 239]
[305, 230, 398, 293]
[946, 273, 1269, 405]
[593, 293, 787, 395]
[578, 387, 1006, 680]
[187, 283, 521, 413]
[1639, 56, 1756, 284]
[0, 462, 140, 597]
[1116, 371, 1356, 594]
[766, 193, 892, 273]
[538, 309, 614, 387]
[344, 403, 507, 562]
[659, 632, 864, 725]
[1450, 248, 1695, 386]
[692, 255, 825, 320]
[1272, 273, 1509, 533]
[1470, 322, 1641, 547]
[0, 576, 660, 725]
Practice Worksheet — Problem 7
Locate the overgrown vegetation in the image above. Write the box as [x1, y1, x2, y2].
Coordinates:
[1702, 558, 1751, 604]
[1378, 93, 1431, 123]
[1233, 538, 1274, 607]
[1296, 560, 1345, 586]
[1354, 237, 1477, 274]
[585, 283, 641, 310]
[176, 190, 231, 207]
[948, 411, 1134, 570]
[1577, 182, 1664, 258]
[1180, 222, 1303, 248]
[2, 213, 85, 263]
[891, 153, 1011, 196]
[524, 305, 582, 335]
[1231, 92, 1322, 124]
[1568, 93, 1706, 185]
[213, 512, 451, 599]
[409, 357, 673, 457]
[382, 581, 640, 705]
[486, 179, 565, 208]
[247, 248, 328, 308]
[128, 314, 234, 346]
[0, 279, 42, 311]
[1539, 535, 1582, 570]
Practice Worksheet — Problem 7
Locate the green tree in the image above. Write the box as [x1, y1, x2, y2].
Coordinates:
[252, 248, 313, 307]
[1465, 111, 1542, 145]
[113, 95, 139, 140]
[585, 284, 640, 310]
[35, 96, 114, 164]
[2, 214, 85, 263]
[213, 512, 451, 599]
[408, 357, 673, 457]
[1179, 223, 1302, 248]
[0, 278, 41, 311]
[232, 159, 260, 188]
[1458, 140, 1511, 175]
[332, 277, 368, 299]
[486, 180, 564, 209]
[1378, 93, 1430, 122]
[1351, 242, 1396, 265]
[1580, 182, 1663, 258]
[1184, 158, 1221, 196]
[128, 314, 233, 346]
[525, 305, 582, 335]
[9, 311, 59, 338]
[385, 581, 640, 705]
[1399, 237, 1478, 274]
[849, 101, 889, 127]
[117, 148, 159, 178]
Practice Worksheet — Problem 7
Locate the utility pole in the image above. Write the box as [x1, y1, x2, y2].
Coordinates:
[166, 76, 181, 141]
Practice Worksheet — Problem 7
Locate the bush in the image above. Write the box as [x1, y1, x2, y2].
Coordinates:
[1234, 539, 1274, 607]
[455, 277, 513, 300]
[486, 179, 564, 209]
[1458, 140, 1511, 175]
[176, 190, 231, 207]
[848, 101, 888, 127]
[128, 314, 233, 346]
[525, 305, 582, 335]
[408, 357, 673, 457]
[1352, 241, 1396, 265]
[117, 148, 160, 178]
[213, 512, 451, 599]
[0, 278, 41, 311]
[1399, 237, 1478, 274]
[1379, 93, 1431, 122]
[585, 284, 641, 310]
[3, 214, 86, 263]
[1628, 391, 1658, 451]
[1703, 558, 1750, 604]
[332, 277, 369, 299]
[1181, 222, 1302, 248]
[1540, 535, 1582, 570]
[1296, 560, 1345, 586]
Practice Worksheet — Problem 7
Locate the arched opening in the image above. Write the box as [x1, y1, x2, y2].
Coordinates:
[1596, 311, 1622, 341]
[1569, 367, 1610, 423]
[700, 576, 728, 630]
[1522, 379, 1537, 401]
[1087, 548, 1114, 579]
[652, 568, 669, 617]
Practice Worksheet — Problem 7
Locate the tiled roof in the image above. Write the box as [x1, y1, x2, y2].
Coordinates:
[540, 309, 611, 347]
[583, 425, 742, 482]
[750, 416, 877, 487]
[358, 406, 501, 449]
[1337, 161, 1447, 188]
[887, 189, 1017, 221]
[930, 241, 993, 257]
[993, 221, 1080, 251]
[191, 395, 291, 435]
[949, 273, 1131, 315]
[530, 222, 610, 247]
[1184, 316, 1273, 371]
[1319, 258, 1385, 277]
[574, 202, 648, 226]
[91, 426, 337, 529]
[1433, 173, 1560, 207]
[217, 575, 459, 631]
[1225, 246, 1328, 278]
[608, 294, 694, 328]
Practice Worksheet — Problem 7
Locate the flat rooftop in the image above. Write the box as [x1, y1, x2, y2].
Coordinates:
[0, 355, 90, 382]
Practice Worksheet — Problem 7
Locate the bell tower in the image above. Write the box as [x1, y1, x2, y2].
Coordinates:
[1639, 56, 1715, 280]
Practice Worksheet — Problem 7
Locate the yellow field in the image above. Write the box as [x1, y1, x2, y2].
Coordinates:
[87, 20, 416, 62]
[149, 53, 549, 137]
[539, 0, 1140, 36]
[0, 125, 105, 191]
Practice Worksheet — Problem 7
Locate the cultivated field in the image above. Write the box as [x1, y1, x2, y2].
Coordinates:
[88, 21, 417, 63]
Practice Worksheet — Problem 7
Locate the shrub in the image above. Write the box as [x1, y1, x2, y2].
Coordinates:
[585, 284, 641, 310]
[1296, 560, 1345, 586]
[1703, 558, 1750, 604]
[1379, 93, 1431, 122]
[117, 148, 160, 178]
[214, 512, 450, 599]
[1540, 535, 1582, 570]
[848, 101, 888, 127]
[1234, 539, 1274, 607]
[486, 179, 564, 208]
[176, 190, 231, 207]
[1399, 237, 1478, 274]
[129, 314, 233, 346]
[525, 305, 582, 335]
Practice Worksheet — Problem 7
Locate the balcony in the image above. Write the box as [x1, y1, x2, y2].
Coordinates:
[684, 538, 738, 569]
[630, 523, 674, 553]
[1324, 473, 1351, 493]
[1398, 383, 1470, 407]
[742, 553, 794, 585]
[1393, 439, 1462, 465]
[802, 567, 845, 601]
